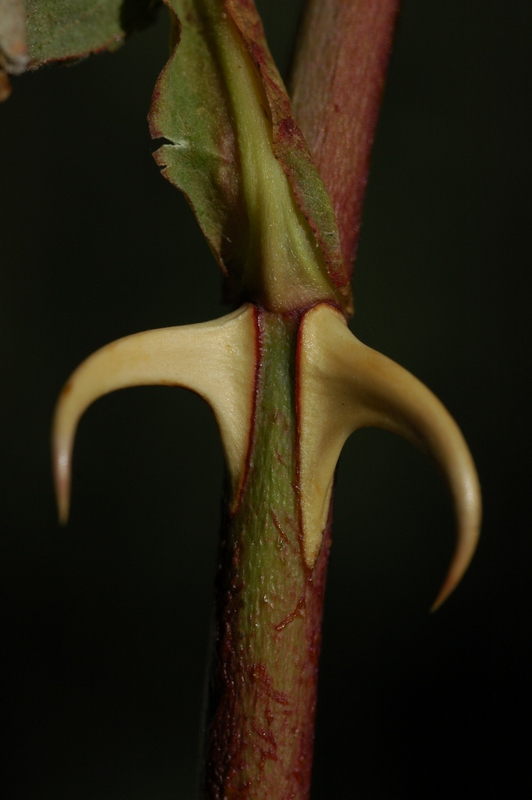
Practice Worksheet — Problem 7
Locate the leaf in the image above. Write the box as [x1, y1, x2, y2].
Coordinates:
[150, 0, 352, 314]
[149, 1, 245, 290]
[226, 0, 352, 308]
[24, 0, 159, 66]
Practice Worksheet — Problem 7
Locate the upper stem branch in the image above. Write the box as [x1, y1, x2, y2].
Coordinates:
[291, 0, 401, 274]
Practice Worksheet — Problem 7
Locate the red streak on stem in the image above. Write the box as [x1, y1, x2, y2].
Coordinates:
[232, 305, 262, 513]
[274, 596, 306, 632]
[271, 510, 290, 546]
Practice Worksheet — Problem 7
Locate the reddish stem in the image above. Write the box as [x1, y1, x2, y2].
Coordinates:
[203, 5, 402, 796]
[203, 311, 332, 799]
[290, 0, 401, 275]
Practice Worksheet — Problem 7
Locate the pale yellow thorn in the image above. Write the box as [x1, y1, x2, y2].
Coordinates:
[52, 305, 257, 524]
[298, 303, 481, 609]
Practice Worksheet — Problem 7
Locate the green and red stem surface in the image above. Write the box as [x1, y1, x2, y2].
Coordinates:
[204, 310, 332, 798]
[200, 4, 400, 796]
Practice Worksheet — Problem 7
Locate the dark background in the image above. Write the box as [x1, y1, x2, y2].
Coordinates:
[1, 1, 530, 797]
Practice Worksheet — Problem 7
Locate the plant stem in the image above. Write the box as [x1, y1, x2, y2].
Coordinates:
[203, 308, 331, 799]
[291, 0, 401, 271]
[202, 4, 404, 795]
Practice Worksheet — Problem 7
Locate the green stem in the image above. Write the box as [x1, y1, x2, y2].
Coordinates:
[204, 308, 332, 799]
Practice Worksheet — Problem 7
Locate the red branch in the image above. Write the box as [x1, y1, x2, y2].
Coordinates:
[290, 0, 401, 276]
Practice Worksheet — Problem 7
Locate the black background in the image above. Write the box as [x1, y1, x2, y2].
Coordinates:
[1, 1, 530, 797]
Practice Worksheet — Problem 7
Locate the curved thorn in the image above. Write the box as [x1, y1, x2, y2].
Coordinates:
[298, 303, 481, 608]
[52, 305, 257, 524]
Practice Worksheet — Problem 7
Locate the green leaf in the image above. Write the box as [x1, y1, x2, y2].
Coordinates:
[226, 0, 352, 311]
[149, 1, 245, 292]
[150, 0, 352, 314]
[24, 0, 159, 65]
